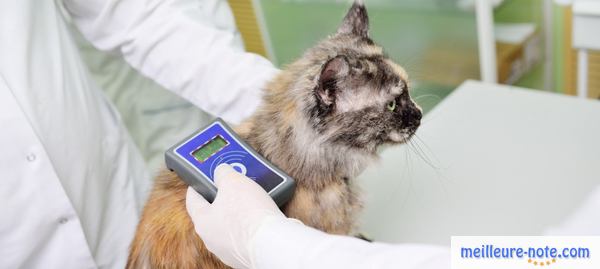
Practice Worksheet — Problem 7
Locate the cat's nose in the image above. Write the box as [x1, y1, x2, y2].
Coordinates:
[400, 107, 421, 129]
[414, 109, 422, 121]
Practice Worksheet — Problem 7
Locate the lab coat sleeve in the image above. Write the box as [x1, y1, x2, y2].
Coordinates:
[62, 0, 279, 124]
[252, 218, 450, 269]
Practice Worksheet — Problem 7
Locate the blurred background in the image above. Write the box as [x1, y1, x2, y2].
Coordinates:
[230, 0, 599, 113]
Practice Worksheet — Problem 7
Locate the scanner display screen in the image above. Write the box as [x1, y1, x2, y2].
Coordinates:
[192, 135, 228, 162]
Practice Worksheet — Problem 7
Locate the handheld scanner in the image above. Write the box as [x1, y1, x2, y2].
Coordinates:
[165, 118, 295, 207]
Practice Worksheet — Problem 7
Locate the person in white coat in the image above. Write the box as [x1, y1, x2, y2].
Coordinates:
[0, 0, 277, 268]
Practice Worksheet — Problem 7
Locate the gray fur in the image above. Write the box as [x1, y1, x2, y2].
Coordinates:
[338, 1, 370, 38]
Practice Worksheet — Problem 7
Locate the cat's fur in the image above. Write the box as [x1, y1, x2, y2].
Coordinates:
[127, 1, 422, 268]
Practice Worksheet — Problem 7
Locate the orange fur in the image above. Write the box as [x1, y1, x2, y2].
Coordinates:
[126, 170, 229, 269]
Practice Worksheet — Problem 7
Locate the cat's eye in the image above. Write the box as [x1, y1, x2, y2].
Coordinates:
[386, 100, 396, 111]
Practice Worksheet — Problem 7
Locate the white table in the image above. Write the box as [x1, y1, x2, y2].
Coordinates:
[357, 80, 600, 245]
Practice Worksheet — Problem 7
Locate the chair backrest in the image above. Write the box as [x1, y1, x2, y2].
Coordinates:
[228, 0, 276, 61]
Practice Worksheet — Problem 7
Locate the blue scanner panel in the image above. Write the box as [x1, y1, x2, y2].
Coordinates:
[174, 121, 285, 192]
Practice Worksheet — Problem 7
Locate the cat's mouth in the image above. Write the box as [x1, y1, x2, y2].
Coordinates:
[386, 129, 417, 144]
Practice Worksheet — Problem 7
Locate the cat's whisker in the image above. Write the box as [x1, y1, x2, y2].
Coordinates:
[412, 134, 453, 199]
[414, 94, 441, 103]
[412, 135, 440, 166]
[405, 139, 422, 165]
[412, 134, 436, 159]
[406, 135, 440, 170]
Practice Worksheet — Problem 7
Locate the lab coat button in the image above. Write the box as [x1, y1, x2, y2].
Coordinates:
[26, 153, 36, 162]
[58, 217, 69, 224]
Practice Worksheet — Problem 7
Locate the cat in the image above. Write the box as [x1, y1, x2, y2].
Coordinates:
[127, 1, 422, 268]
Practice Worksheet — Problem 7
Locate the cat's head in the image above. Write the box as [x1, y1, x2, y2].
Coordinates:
[287, 1, 422, 153]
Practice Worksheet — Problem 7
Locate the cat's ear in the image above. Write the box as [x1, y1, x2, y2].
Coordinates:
[337, 1, 369, 38]
[316, 55, 350, 106]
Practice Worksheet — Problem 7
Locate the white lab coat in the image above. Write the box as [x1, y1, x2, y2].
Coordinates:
[253, 219, 450, 269]
[0, 0, 277, 268]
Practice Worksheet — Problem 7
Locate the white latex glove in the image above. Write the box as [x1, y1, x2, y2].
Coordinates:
[186, 163, 287, 269]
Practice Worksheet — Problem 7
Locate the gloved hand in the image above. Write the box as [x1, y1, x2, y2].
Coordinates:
[185, 163, 288, 269]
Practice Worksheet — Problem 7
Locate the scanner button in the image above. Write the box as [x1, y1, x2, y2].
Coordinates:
[230, 162, 247, 176]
